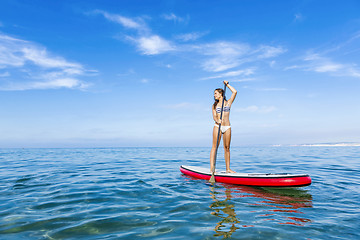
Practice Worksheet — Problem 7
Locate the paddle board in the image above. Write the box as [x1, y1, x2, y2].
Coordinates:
[180, 165, 311, 187]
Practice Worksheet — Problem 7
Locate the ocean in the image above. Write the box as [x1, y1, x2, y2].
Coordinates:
[0, 147, 359, 239]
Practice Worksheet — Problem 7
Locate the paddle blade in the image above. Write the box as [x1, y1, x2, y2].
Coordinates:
[209, 173, 216, 183]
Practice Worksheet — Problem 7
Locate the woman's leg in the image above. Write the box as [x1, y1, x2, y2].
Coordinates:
[223, 128, 235, 173]
[210, 126, 222, 172]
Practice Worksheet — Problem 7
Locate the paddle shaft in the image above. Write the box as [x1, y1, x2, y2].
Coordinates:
[210, 83, 227, 182]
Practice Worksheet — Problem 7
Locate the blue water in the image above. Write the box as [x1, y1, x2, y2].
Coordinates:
[0, 147, 359, 239]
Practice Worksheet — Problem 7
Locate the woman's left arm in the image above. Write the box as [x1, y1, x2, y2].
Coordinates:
[224, 81, 237, 105]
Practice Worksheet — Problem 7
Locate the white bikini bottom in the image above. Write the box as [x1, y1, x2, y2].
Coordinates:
[214, 124, 231, 133]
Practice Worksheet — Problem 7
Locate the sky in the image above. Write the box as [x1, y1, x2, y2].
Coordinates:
[1, 0, 360, 147]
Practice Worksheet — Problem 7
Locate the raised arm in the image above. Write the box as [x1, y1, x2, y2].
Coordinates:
[224, 81, 237, 106]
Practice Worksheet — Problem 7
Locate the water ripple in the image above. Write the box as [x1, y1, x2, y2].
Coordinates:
[0, 147, 359, 239]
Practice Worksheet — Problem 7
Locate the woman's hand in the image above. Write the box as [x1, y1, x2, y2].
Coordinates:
[223, 80, 229, 85]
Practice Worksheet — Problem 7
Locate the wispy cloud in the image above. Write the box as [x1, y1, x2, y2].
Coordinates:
[141, 78, 149, 83]
[161, 13, 187, 23]
[117, 68, 136, 77]
[2, 78, 89, 91]
[200, 68, 255, 80]
[196, 41, 251, 72]
[257, 45, 286, 58]
[194, 41, 286, 73]
[293, 52, 360, 78]
[294, 13, 304, 22]
[322, 31, 360, 55]
[128, 35, 175, 55]
[286, 32, 360, 79]
[22, 47, 82, 69]
[0, 71, 10, 77]
[303, 53, 344, 73]
[0, 34, 92, 91]
[92, 11, 285, 74]
[175, 31, 208, 42]
[231, 78, 256, 82]
[314, 63, 343, 73]
[94, 10, 175, 55]
[92, 10, 148, 32]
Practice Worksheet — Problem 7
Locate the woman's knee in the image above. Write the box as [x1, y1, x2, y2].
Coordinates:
[211, 145, 218, 151]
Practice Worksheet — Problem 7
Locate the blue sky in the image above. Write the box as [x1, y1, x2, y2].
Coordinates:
[1, 0, 360, 147]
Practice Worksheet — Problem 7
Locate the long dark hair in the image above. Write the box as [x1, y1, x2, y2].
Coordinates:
[213, 88, 227, 109]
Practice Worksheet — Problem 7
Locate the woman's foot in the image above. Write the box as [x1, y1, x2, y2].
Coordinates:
[226, 169, 236, 173]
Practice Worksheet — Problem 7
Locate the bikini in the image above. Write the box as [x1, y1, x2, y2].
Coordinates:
[216, 106, 230, 113]
[215, 104, 231, 133]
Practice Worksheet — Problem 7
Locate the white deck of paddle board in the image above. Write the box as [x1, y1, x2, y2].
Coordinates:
[182, 165, 306, 178]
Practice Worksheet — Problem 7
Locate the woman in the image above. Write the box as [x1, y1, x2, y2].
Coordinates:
[210, 80, 237, 173]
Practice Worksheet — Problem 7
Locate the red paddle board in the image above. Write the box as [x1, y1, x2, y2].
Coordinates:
[180, 165, 311, 187]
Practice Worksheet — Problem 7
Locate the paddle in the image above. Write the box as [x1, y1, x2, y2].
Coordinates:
[209, 82, 227, 183]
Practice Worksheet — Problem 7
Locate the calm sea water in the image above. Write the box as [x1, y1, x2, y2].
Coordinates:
[0, 147, 359, 239]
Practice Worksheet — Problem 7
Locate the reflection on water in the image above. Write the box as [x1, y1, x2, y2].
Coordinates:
[209, 184, 313, 238]
[209, 187, 240, 238]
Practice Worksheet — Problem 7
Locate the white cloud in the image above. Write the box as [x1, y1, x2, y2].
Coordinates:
[322, 31, 360, 55]
[197, 41, 250, 72]
[29, 78, 88, 90]
[96, 10, 175, 56]
[134, 35, 175, 55]
[303, 53, 320, 61]
[221, 68, 255, 77]
[93, 11, 285, 70]
[288, 32, 360, 79]
[303, 54, 343, 73]
[201, 68, 255, 80]
[0, 34, 92, 91]
[175, 32, 207, 42]
[284, 65, 301, 70]
[300, 52, 360, 78]
[22, 47, 82, 70]
[314, 63, 343, 73]
[162, 13, 186, 23]
[0, 78, 89, 91]
[231, 78, 256, 82]
[257, 45, 286, 58]
[0, 71, 10, 77]
[269, 60, 276, 67]
[202, 58, 237, 72]
[0, 35, 27, 68]
[348, 68, 360, 78]
[93, 10, 147, 32]
[294, 13, 304, 22]
[194, 41, 286, 72]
